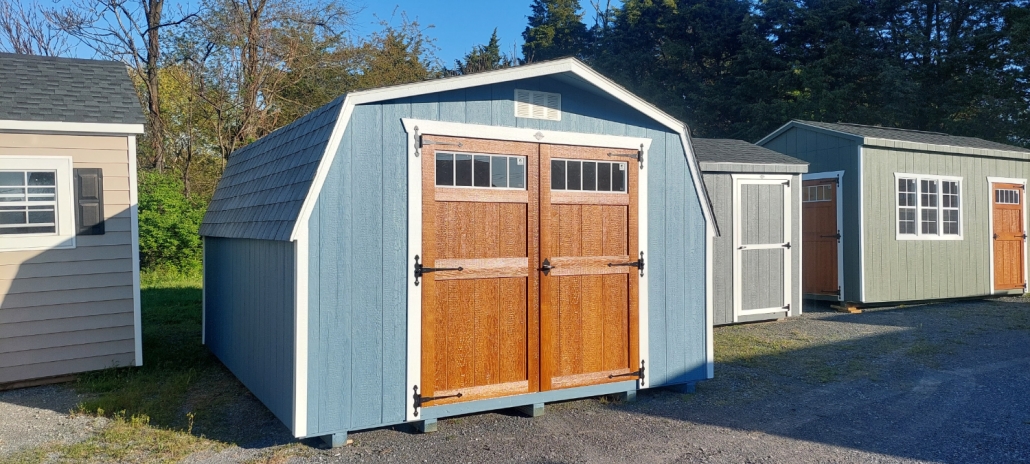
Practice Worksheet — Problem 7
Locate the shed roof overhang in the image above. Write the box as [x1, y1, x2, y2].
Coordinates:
[291, 58, 718, 240]
[0, 119, 145, 135]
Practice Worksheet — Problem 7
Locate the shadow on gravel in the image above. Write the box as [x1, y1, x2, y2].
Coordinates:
[623, 297, 1030, 463]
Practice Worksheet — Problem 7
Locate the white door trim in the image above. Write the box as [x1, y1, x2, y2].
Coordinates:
[986, 177, 1028, 295]
[731, 174, 793, 322]
[802, 171, 845, 301]
[402, 119, 651, 421]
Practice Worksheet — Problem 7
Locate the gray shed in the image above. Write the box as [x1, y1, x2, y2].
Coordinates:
[200, 59, 718, 445]
[694, 139, 807, 325]
[759, 120, 1030, 304]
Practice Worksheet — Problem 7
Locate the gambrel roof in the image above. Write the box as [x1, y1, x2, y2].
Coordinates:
[200, 58, 717, 241]
[0, 53, 144, 125]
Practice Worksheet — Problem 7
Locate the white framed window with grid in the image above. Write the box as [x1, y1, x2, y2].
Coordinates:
[0, 156, 76, 251]
[895, 173, 962, 240]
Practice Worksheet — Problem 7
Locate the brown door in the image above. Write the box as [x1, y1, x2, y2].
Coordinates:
[802, 179, 839, 296]
[419, 136, 540, 406]
[992, 183, 1026, 291]
[539, 144, 639, 391]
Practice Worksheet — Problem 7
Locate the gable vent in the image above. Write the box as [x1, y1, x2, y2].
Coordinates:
[515, 89, 561, 121]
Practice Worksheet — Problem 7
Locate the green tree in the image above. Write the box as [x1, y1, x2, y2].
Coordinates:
[453, 28, 514, 75]
[522, 0, 589, 62]
[137, 171, 206, 273]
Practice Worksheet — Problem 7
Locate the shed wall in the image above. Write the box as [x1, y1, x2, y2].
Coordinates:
[305, 76, 708, 436]
[0, 133, 136, 383]
[704, 172, 802, 325]
[762, 127, 863, 301]
[204, 237, 295, 427]
[862, 147, 1030, 302]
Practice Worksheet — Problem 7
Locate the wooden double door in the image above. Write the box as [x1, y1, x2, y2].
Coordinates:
[418, 136, 640, 407]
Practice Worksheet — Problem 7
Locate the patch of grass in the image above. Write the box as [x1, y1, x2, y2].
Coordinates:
[4, 412, 221, 464]
[21, 271, 273, 461]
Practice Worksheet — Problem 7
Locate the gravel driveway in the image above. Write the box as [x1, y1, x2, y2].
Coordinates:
[2, 297, 1027, 463]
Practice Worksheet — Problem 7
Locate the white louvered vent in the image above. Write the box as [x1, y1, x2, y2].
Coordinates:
[514, 89, 561, 121]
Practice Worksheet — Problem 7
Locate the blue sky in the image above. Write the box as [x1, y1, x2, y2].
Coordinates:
[352, 0, 617, 66]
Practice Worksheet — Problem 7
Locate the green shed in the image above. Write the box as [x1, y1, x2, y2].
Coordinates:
[759, 120, 1029, 305]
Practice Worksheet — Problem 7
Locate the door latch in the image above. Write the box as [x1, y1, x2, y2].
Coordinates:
[540, 258, 554, 276]
[608, 251, 645, 277]
[820, 231, 841, 242]
[412, 385, 462, 417]
[413, 255, 463, 286]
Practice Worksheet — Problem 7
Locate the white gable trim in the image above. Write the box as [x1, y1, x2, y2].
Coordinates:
[0, 119, 145, 135]
[290, 58, 716, 241]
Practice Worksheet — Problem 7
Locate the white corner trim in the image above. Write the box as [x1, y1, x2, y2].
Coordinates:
[403, 119, 423, 422]
[986, 177, 1028, 295]
[290, 58, 716, 241]
[293, 228, 309, 437]
[127, 136, 143, 367]
[0, 156, 76, 252]
[858, 147, 866, 303]
[802, 171, 846, 302]
[0, 119, 144, 135]
[730, 174, 793, 321]
[705, 230, 714, 378]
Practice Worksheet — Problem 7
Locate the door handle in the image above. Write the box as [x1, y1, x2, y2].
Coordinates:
[540, 258, 554, 276]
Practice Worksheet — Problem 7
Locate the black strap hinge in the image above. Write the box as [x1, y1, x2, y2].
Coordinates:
[607, 144, 645, 168]
[412, 385, 462, 417]
[608, 360, 646, 383]
[414, 255, 463, 286]
[783, 242, 791, 249]
[607, 251, 645, 276]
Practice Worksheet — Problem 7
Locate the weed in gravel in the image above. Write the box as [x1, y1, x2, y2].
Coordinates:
[2, 411, 222, 464]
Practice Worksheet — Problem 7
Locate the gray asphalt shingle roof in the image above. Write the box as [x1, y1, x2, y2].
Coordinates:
[199, 96, 344, 241]
[692, 138, 807, 165]
[0, 53, 144, 124]
[796, 120, 1030, 154]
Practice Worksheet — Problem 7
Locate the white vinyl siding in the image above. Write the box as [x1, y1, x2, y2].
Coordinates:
[895, 173, 962, 240]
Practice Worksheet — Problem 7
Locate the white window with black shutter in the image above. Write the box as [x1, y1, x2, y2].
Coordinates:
[0, 156, 77, 251]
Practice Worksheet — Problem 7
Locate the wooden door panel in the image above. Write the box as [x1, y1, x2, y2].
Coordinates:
[540, 144, 639, 391]
[993, 183, 1025, 291]
[802, 179, 839, 295]
[420, 136, 539, 407]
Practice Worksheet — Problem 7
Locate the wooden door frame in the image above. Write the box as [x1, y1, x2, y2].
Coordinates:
[801, 171, 845, 301]
[987, 176, 1028, 294]
[401, 118, 652, 421]
[731, 174, 793, 322]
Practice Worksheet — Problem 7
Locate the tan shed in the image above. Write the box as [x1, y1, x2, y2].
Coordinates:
[0, 53, 145, 387]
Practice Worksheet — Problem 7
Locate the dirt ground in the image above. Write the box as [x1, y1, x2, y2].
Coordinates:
[2, 297, 1028, 463]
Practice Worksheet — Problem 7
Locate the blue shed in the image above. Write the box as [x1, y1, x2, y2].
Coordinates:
[199, 58, 716, 445]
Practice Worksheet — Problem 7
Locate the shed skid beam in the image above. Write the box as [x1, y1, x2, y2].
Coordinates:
[618, 390, 637, 402]
[516, 403, 545, 417]
[415, 419, 438, 434]
[664, 382, 697, 394]
[320, 432, 349, 448]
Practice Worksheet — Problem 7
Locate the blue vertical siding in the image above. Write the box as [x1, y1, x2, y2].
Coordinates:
[204, 237, 295, 428]
[306, 76, 709, 435]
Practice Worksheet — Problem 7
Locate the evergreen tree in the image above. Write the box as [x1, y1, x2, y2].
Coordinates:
[521, 0, 589, 62]
[454, 28, 514, 74]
